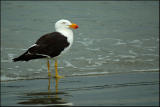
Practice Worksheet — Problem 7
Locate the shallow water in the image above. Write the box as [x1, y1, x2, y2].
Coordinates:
[1, 1, 159, 106]
[1, 72, 159, 106]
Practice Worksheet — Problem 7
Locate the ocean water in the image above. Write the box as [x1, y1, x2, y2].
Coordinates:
[1, 1, 159, 80]
[1, 1, 159, 106]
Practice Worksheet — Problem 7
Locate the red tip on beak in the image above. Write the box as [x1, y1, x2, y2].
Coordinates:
[69, 23, 79, 29]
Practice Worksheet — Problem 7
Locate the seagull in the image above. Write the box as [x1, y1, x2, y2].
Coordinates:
[13, 19, 79, 78]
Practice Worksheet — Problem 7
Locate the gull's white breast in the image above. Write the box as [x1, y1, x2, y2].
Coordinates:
[57, 28, 74, 55]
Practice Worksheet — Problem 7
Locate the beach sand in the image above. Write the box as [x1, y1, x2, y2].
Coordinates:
[1, 71, 159, 106]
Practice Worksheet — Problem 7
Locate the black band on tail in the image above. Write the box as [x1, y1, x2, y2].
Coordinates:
[12, 52, 46, 62]
[13, 57, 20, 62]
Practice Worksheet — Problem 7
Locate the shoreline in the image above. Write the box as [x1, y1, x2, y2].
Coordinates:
[1, 71, 159, 106]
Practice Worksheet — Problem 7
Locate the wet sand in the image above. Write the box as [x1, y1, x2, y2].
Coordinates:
[1, 71, 159, 106]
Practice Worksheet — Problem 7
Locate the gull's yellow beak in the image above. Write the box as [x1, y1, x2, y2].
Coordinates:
[69, 23, 79, 29]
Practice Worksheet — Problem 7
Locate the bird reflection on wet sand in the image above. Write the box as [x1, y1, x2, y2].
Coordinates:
[18, 77, 73, 106]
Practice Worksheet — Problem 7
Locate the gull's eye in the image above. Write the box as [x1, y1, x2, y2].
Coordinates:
[62, 22, 66, 24]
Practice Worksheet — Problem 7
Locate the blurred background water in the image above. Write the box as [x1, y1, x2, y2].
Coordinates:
[1, 1, 159, 81]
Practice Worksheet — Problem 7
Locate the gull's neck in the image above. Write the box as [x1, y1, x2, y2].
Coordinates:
[56, 28, 74, 44]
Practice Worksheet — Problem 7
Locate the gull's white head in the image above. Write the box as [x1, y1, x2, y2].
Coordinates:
[55, 19, 79, 31]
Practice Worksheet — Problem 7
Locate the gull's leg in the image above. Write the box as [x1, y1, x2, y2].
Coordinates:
[55, 78, 59, 98]
[54, 58, 63, 78]
[47, 59, 51, 77]
[48, 77, 51, 98]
